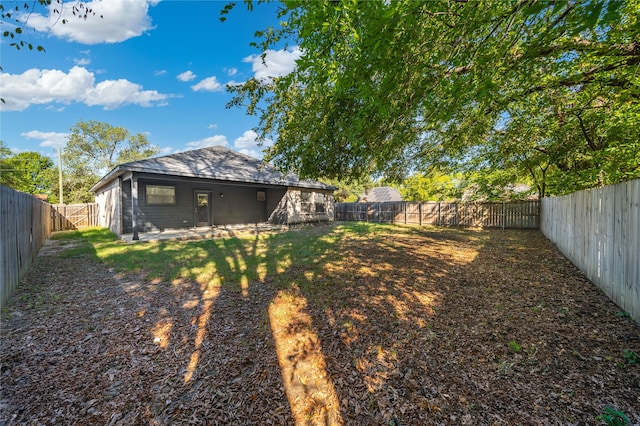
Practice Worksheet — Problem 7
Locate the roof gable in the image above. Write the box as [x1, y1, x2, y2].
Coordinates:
[357, 186, 402, 202]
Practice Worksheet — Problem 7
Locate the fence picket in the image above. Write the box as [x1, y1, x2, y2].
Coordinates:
[334, 200, 540, 229]
[1, 185, 99, 308]
[541, 178, 640, 322]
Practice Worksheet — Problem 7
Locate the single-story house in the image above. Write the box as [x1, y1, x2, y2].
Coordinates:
[90, 146, 336, 239]
[357, 186, 402, 202]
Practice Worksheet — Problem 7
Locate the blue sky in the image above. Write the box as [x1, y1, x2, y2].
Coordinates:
[0, 0, 298, 162]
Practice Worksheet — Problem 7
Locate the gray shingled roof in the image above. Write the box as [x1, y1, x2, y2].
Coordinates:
[90, 146, 336, 192]
[357, 186, 402, 202]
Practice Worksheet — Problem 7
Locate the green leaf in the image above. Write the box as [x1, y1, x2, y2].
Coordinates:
[602, 0, 624, 24]
[229, 0, 640, 189]
[522, 2, 547, 16]
[584, 2, 604, 29]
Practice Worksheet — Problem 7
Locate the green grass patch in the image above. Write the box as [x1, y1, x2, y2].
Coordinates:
[51, 226, 118, 243]
[53, 224, 348, 290]
[49, 222, 478, 297]
[508, 340, 523, 353]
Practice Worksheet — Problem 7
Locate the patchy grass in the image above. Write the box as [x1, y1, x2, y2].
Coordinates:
[1, 223, 638, 425]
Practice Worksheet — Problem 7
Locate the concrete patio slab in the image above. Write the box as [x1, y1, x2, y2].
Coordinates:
[120, 223, 290, 243]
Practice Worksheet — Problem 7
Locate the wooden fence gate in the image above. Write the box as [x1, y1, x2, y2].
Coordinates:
[51, 203, 99, 231]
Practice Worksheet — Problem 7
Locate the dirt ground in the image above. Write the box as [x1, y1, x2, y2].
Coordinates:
[1, 224, 639, 425]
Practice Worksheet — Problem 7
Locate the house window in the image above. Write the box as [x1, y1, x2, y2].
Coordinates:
[300, 191, 313, 213]
[146, 185, 175, 205]
[315, 193, 325, 213]
[257, 191, 266, 202]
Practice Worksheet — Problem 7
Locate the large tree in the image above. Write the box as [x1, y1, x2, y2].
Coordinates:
[400, 170, 464, 202]
[62, 120, 159, 203]
[0, 146, 57, 197]
[228, 0, 640, 193]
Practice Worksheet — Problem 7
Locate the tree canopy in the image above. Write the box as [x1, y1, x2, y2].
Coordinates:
[400, 170, 464, 202]
[0, 142, 57, 199]
[62, 120, 159, 202]
[229, 0, 640, 195]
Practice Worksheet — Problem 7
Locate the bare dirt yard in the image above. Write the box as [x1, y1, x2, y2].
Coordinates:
[1, 223, 639, 425]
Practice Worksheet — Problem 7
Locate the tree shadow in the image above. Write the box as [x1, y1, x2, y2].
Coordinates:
[4, 223, 638, 425]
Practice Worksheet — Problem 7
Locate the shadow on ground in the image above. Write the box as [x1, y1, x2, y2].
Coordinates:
[1, 223, 638, 425]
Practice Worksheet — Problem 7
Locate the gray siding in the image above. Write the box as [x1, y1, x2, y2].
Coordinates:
[137, 180, 194, 231]
[95, 178, 121, 235]
[130, 178, 288, 231]
[102, 173, 332, 234]
[122, 180, 132, 233]
[213, 186, 286, 225]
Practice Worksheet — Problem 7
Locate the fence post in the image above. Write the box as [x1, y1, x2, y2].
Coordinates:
[333, 200, 540, 229]
[402, 202, 406, 224]
[455, 203, 459, 227]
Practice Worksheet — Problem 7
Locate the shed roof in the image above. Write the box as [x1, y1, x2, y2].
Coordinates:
[357, 186, 402, 202]
[90, 146, 336, 193]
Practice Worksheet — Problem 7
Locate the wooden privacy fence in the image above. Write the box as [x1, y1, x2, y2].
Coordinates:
[541, 179, 640, 322]
[1, 186, 52, 309]
[334, 200, 540, 229]
[0, 184, 99, 308]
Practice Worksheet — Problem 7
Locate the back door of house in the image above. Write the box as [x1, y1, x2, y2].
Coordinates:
[195, 192, 211, 226]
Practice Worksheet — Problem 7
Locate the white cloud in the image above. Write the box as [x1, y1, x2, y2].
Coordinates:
[154, 70, 167, 77]
[238, 148, 265, 159]
[208, 124, 218, 129]
[233, 130, 272, 159]
[85, 79, 168, 109]
[177, 70, 196, 82]
[226, 67, 238, 76]
[44, 105, 66, 112]
[23, 0, 157, 44]
[185, 135, 229, 150]
[21, 130, 69, 148]
[0, 66, 172, 111]
[159, 146, 176, 155]
[243, 47, 302, 81]
[0, 67, 93, 110]
[233, 130, 270, 149]
[191, 76, 223, 92]
[73, 57, 91, 66]
[9, 147, 30, 155]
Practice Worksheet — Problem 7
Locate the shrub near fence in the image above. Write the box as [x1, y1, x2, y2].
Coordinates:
[334, 200, 540, 229]
[0, 185, 52, 309]
[541, 179, 640, 322]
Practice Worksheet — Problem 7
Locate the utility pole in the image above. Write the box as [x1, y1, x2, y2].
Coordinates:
[57, 146, 64, 205]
